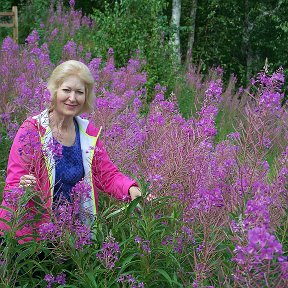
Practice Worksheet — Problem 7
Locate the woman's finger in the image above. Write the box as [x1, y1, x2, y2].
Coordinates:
[21, 175, 36, 181]
[20, 175, 36, 187]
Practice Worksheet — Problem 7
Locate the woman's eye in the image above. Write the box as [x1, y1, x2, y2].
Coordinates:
[63, 89, 70, 93]
[77, 91, 84, 95]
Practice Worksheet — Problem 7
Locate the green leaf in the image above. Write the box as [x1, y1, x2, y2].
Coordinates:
[0, 217, 12, 228]
[118, 254, 138, 273]
[155, 268, 182, 287]
[125, 196, 142, 216]
[0, 205, 14, 214]
[155, 268, 173, 285]
[105, 205, 127, 219]
[84, 271, 99, 287]
[14, 245, 38, 262]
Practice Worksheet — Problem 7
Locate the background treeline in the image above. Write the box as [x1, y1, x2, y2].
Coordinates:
[1, 0, 288, 88]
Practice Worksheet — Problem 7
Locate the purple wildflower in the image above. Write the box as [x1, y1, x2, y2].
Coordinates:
[44, 274, 54, 288]
[44, 272, 66, 287]
[117, 274, 144, 287]
[96, 235, 121, 269]
[3, 187, 25, 208]
[74, 222, 92, 249]
[38, 222, 62, 241]
[55, 272, 66, 285]
[46, 138, 63, 160]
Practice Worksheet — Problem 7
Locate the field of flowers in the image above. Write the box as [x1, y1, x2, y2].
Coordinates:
[0, 1, 287, 287]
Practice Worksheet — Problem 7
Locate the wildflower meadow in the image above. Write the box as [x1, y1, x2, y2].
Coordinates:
[0, 1, 287, 287]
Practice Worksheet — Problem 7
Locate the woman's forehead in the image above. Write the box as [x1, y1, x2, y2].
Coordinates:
[59, 75, 85, 89]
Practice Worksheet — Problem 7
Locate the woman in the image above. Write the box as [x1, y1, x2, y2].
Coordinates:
[0, 60, 141, 242]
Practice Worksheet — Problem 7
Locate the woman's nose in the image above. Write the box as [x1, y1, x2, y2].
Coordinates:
[69, 91, 76, 101]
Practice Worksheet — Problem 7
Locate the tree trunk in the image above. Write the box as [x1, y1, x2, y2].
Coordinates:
[170, 0, 181, 65]
[244, 0, 253, 81]
[185, 0, 198, 68]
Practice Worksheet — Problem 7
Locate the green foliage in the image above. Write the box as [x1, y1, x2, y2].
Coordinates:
[0, 1, 14, 42]
[17, 0, 50, 43]
[183, 0, 288, 85]
[175, 77, 197, 119]
[0, 0, 50, 44]
[0, 181, 239, 287]
[189, 0, 246, 83]
[88, 0, 177, 97]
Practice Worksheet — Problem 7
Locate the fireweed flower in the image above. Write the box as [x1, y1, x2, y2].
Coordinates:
[62, 41, 78, 60]
[231, 220, 242, 233]
[46, 138, 63, 160]
[96, 235, 121, 269]
[44, 274, 54, 288]
[243, 197, 271, 229]
[39, 180, 92, 248]
[25, 30, 40, 46]
[117, 274, 144, 288]
[74, 221, 92, 249]
[134, 236, 151, 254]
[134, 235, 142, 244]
[205, 79, 223, 103]
[69, 0, 75, 9]
[196, 242, 204, 253]
[38, 222, 62, 241]
[54, 272, 66, 285]
[3, 187, 25, 208]
[44, 272, 66, 288]
[148, 152, 165, 168]
[181, 226, 195, 244]
[233, 227, 284, 266]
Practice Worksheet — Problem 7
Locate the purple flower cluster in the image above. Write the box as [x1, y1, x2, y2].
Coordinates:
[205, 79, 223, 103]
[44, 272, 66, 288]
[38, 180, 92, 249]
[134, 235, 151, 254]
[96, 235, 121, 269]
[1, 2, 287, 284]
[3, 187, 25, 208]
[251, 69, 285, 117]
[46, 138, 63, 160]
[74, 220, 92, 249]
[243, 196, 271, 229]
[117, 274, 145, 288]
[38, 222, 61, 241]
[161, 226, 196, 254]
[233, 226, 284, 266]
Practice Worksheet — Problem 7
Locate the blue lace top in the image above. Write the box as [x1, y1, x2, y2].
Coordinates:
[53, 118, 84, 204]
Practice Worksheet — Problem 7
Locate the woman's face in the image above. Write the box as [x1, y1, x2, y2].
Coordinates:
[54, 75, 86, 118]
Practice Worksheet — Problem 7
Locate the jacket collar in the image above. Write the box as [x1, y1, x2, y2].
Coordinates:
[32, 109, 90, 133]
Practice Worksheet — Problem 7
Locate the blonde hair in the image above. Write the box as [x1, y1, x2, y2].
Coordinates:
[47, 60, 95, 114]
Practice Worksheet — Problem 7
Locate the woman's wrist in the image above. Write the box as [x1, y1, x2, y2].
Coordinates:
[128, 186, 142, 200]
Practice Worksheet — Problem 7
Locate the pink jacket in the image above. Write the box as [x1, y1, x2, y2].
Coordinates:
[0, 109, 137, 242]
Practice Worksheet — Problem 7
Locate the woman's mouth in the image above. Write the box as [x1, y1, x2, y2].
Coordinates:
[65, 103, 78, 107]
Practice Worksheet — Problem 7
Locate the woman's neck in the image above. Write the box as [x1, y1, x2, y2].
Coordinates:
[49, 110, 74, 132]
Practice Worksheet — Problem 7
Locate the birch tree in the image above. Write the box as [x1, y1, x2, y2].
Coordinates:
[170, 0, 181, 65]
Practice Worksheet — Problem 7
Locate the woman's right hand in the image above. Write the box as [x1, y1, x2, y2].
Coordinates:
[19, 174, 36, 188]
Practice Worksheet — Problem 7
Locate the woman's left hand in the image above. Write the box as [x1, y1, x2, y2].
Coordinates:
[128, 186, 142, 201]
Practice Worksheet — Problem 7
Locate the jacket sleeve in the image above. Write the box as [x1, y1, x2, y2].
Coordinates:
[91, 138, 138, 201]
[4, 118, 39, 191]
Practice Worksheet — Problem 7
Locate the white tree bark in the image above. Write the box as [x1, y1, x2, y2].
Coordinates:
[170, 0, 181, 65]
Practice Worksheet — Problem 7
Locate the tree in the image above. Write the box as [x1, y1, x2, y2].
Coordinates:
[185, 0, 197, 67]
[170, 0, 181, 65]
